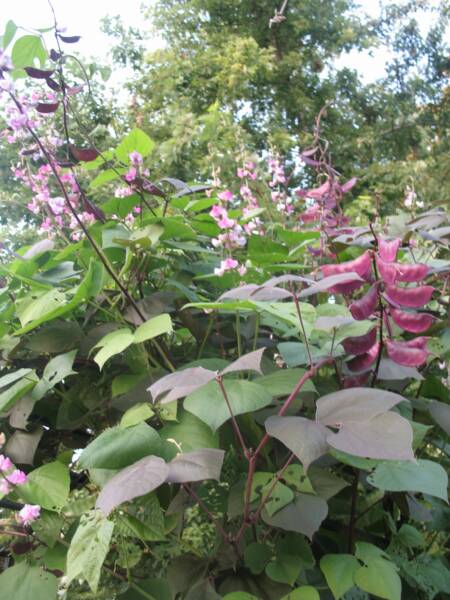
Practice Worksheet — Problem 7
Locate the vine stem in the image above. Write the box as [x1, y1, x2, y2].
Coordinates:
[235, 357, 333, 543]
[348, 468, 360, 553]
[290, 283, 313, 368]
[216, 377, 250, 459]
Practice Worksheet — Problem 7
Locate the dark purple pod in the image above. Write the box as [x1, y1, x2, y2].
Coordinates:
[386, 339, 428, 367]
[36, 102, 59, 114]
[322, 250, 372, 281]
[342, 327, 377, 355]
[69, 145, 99, 162]
[349, 284, 379, 320]
[347, 341, 380, 372]
[45, 77, 61, 92]
[58, 34, 81, 43]
[390, 308, 434, 333]
[385, 284, 434, 308]
[24, 67, 54, 79]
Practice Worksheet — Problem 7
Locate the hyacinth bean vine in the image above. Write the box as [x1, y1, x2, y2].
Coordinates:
[0, 15, 449, 600]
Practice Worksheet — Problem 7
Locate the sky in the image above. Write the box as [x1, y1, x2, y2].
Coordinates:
[1, 0, 445, 85]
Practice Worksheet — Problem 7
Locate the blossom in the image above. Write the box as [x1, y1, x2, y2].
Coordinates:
[0, 479, 10, 495]
[218, 216, 235, 229]
[129, 151, 143, 166]
[0, 455, 13, 472]
[217, 190, 233, 202]
[124, 167, 137, 182]
[7, 470, 27, 485]
[214, 257, 239, 276]
[210, 205, 226, 219]
[18, 504, 41, 525]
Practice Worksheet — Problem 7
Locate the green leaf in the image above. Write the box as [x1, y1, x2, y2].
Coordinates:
[265, 533, 313, 585]
[2, 20, 17, 49]
[159, 409, 219, 458]
[116, 128, 155, 163]
[282, 464, 315, 494]
[184, 379, 273, 431]
[367, 459, 448, 501]
[16, 289, 67, 327]
[254, 368, 316, 397]
[93, 328, 135, 369]
[78, 422, 161, 470]
[90, 167, 127, 188]
[250, 472, 294, 516]
[19, 461, 70, 511]
[0, 562, 58, 600]
[244, 542, 272, 575]
[119, 577, 171, 600]
[0, 370, 38, 412]
[66, 510, 114, 593]
[116, 493, 166, 542]
[262, 494, 328, 540]
[120, 403, 154, 428]
[32, 350, 77, 401]
[320, 554, 359, 599]
[222, 594, 258, 600]
[281, 587, 320, 600]
[11, 35, 46, 68]
[134, 314, 173, 343]
[354, 558, 401, 600]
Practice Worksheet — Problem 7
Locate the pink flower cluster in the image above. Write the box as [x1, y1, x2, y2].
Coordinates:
[214, 257, 247, 277]
[0, 441, 41, 526]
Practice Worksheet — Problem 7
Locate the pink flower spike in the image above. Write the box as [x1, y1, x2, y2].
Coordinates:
[18, 504, 41, 525]
[385, 285, 434, 308]
[210, 205, 225, 219]
[218, 190, 233, 202]
[7, 470, 27, 485]
[390, 308, 434, 333]
[386, 339, 428, 367]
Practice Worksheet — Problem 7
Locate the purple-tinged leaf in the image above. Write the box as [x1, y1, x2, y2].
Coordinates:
[264, 274, 314, 287]
[262, 493, 328, 540]
[384, 284, 434, 308]
[166, 449, 225, 483]
[148, 367, 216, 404]
[220, 348, 265, 376]
[314, 316, 355, 331]
[96, 456, 169, 516]
[218, 284, 260, 300]
[58, 34, 81, 43]
[378, 238, 401, 262]
[377, 359, 423, 381]
[69, 145, 99, 162]
[429, 401, 450, 436]
[35, 102, 59, 114]
[265, 416, 329, 471]
[386, 340, 428, 367]
[346, 342, 379, 372]
[67, 85, 84, 96]
[326, 412, 414, 461]
[298, 273, 364, 298]
[342, 373, 370, 388]
[342, 327, 377, 355]
[349, 284, 379, 320]
[389, 308, 434, 333]
[316, 387, 404, 426]
[24, 66, 54, 79]
[219, 281, 296, 301]
[321, 251, 372, 280]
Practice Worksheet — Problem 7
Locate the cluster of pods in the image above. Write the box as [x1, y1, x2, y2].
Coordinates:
[320, 237, 435, 378]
